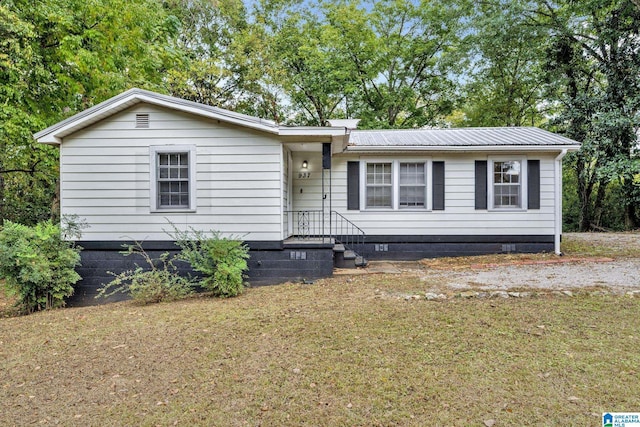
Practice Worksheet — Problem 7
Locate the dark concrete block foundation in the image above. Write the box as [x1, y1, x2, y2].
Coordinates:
[69, 235, 555, 307]
[71, 240, 334, 307]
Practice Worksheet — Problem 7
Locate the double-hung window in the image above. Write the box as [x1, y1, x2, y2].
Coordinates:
[363, 160, 430, 210]
[488, 158, 527, 210]
[150, 145, 196, 212]
[366, 163, 393, 208]
[399, 163, 426, 208]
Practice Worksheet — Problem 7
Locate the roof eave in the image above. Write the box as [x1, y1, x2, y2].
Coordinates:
[278, 126, 346, 137]
[342, 144, 581, 153]
[34, 89, 281, 144]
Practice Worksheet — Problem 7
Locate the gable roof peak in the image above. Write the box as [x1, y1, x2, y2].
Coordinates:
[34, 88, 280, 144]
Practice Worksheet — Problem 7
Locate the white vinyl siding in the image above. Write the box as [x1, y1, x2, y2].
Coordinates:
[318, 153, 558, 236]
[60, 104, 283, 241]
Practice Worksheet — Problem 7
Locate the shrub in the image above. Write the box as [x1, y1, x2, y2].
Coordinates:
[0, 220, 82, 313]
[171, 227, 249, 297]
[96, 242, 194, 304]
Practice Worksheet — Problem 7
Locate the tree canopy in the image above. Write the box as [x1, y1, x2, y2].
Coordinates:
[1, 0, 638, 229]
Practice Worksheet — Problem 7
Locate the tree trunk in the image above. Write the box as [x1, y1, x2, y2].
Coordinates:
[51, 179, 61, 221]
[625, 204, 637, 229]
[623, 179, 638, 229]
[576, 160, 593, 232]
[0, 173, 4, 222]
[592, 179, 608, 229]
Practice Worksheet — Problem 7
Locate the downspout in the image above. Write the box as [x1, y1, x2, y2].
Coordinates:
[554, 149, 568, 255]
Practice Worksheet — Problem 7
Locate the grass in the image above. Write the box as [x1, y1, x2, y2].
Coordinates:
[562, 232, 640, 258]
[1, 275, 639, 426]
[1, 232, 639, 425]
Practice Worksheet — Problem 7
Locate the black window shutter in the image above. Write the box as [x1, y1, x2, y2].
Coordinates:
[475, 160, 488, 210]
[347, 161, 360, 210]
[527, 159, 540, 210]
[322, 143, 331, 169]
[432, 161, 445, 210]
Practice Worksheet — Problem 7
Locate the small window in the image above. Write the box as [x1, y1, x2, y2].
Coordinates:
[157, 152, 190, 208]
[492, 160, 522, 208]
[136, 113, 150, 128]
[150, 146, 196, 212]
[366, 163, 392, 208]
[399, 162, 426, 208]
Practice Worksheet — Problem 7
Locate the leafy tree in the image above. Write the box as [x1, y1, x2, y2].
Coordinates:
[456, 0, 549, 127]
[1, 0, 182, 224]
[325, 0, 466, 128]
[0, 5, 57, 223]
[538, 0, 640, 230]
[250, 0, 357, 125]
[165, 0, 257, 111]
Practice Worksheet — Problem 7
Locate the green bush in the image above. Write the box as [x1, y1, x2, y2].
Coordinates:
[96, 242, 194, 304]
[171, 227, 249, 297]
[0, 220, 82, 313]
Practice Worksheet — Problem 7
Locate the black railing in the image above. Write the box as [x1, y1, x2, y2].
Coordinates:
[285, 210, 366, 255]
[285, 210, 328, 241]
[330, 211, 366, 256]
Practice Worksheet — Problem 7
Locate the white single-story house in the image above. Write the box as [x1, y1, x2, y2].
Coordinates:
[35, 88, 580, 304]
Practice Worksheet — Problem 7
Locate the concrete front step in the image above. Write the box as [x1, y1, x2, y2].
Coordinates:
[333, 244, 367, 269]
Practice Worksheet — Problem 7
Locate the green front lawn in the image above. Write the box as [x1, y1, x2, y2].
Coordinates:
[1, 274, 638, 426]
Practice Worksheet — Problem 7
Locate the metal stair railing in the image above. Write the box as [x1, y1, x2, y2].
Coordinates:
[329, 210, 366, 257]
[284, 210, 366, 256]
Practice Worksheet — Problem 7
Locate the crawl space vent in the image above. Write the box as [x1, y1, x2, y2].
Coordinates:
[135, 113, 150, 128]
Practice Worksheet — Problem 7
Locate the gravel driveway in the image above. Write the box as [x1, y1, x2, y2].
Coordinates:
[426, 258, 640, 291]
[361, 232, 640, 294]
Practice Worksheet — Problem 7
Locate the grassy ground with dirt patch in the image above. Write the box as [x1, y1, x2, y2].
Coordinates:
[1, 233, 639, 425]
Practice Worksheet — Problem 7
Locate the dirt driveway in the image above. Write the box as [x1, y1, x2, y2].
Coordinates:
[341, 232, 640, 294]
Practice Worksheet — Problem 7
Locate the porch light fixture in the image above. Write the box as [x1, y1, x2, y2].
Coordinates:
[302, 160, 308, 169]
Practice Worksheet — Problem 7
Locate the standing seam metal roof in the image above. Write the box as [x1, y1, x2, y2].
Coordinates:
[348, 127, 581, 147]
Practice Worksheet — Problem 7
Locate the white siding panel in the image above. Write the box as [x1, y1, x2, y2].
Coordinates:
[85, 215, 281, 226]
[69, 128, 269, 140]
[62, 181, 150, 190]
[315, 153, 560, 236]
[64, 189, 148, 199]
[196, 163, 280, 173]
[60, 103, 283, 241]
[79, 231, 278, 241]
[63, 172, 149, 182]
[62, 164, 150, 174]
[68, 206, 281, 216]
[64, 141, 280, 151]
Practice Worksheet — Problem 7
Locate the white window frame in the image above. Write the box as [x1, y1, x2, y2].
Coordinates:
[360, 158, 432, 211]
[150, 145, 197, 213]
[364, 161, 394, 209]
[488, 156, 527, 211]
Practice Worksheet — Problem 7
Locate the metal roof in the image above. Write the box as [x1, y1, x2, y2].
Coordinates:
[348, 127, 581, 148]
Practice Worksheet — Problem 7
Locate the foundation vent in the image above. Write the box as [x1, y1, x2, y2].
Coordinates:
[290, 251, 307, 260]
[501, 244, 516, 253]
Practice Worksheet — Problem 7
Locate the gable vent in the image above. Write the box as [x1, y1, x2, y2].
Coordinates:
[135, 113, 150, 128]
